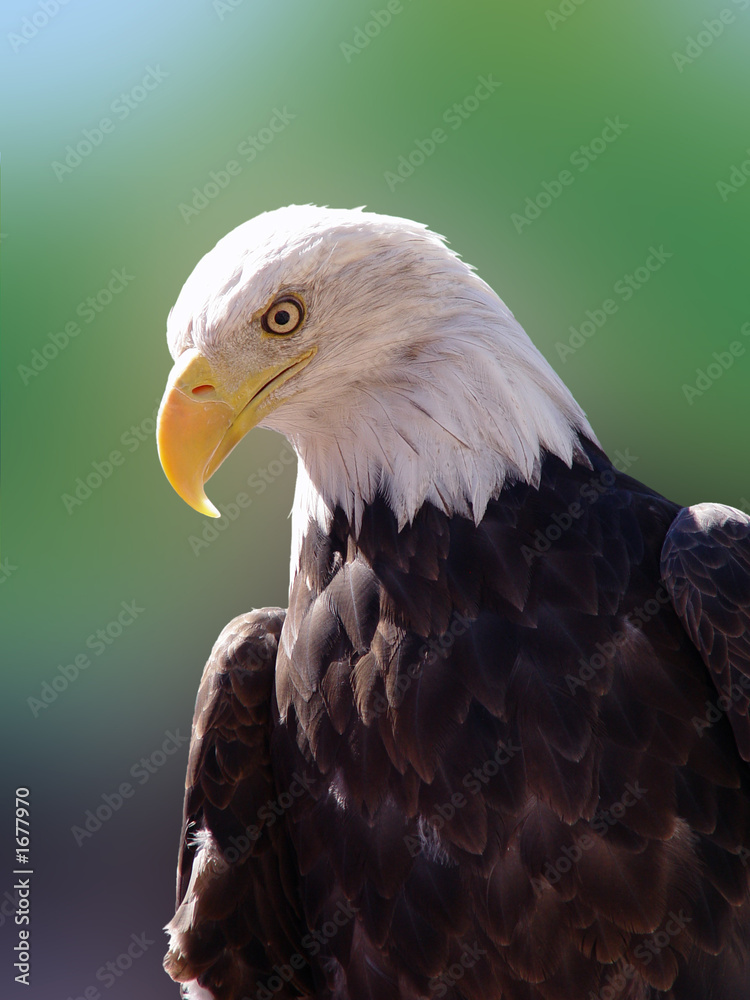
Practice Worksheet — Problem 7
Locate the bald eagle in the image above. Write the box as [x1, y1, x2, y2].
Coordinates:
[157, 206, 750, 1000]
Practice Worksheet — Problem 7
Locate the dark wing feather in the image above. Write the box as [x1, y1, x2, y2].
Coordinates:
[661, 503, 750, 759]
[164, 608, 318, 1000]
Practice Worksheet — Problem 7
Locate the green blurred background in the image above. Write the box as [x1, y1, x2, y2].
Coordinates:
[1, 0, 748, 995]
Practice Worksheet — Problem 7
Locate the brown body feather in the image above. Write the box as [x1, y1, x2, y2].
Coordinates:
[165, 439, 750, 999]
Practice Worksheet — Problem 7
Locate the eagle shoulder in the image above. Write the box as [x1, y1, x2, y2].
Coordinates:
[662, 502, 750, 760]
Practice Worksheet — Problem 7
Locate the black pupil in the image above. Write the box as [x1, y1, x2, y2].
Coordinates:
[274, 309, 291, 327]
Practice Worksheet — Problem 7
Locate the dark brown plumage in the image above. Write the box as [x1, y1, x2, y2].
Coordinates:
[165, 438, 750, 999]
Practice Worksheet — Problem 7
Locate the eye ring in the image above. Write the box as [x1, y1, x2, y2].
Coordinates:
[261, 295, 305, 335]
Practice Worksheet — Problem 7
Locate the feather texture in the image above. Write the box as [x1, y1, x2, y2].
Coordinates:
[166, 443, 750, 1000]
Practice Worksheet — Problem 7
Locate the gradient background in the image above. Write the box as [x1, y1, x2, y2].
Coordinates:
[1, 0, 749, 996]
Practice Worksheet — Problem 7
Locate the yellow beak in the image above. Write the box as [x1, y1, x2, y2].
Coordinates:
[156, 347, 315, 517]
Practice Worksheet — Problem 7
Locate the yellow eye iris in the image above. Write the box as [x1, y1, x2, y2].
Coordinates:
[262, 295, 305, 335]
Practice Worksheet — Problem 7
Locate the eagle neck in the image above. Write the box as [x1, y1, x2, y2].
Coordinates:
[279, 294, 597, 582]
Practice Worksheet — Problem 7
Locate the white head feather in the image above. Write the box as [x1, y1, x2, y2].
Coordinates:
[167, 205, 597, 577]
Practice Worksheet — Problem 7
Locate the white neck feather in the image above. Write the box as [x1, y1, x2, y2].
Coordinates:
[281, 288, 596, 581]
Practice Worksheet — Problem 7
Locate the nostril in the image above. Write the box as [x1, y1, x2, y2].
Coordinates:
[192, 384, 214, 395]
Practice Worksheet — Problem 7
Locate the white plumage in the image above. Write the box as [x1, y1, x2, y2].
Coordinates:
[168, 205, 595, 574]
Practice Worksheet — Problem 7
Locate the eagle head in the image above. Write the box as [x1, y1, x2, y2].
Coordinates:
[157, 205, 594, 530]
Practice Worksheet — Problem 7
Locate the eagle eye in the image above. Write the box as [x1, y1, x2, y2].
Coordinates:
[262, 295, 305, 335]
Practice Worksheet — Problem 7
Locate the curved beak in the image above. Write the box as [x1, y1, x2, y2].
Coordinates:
[156, 347, 314, 516]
